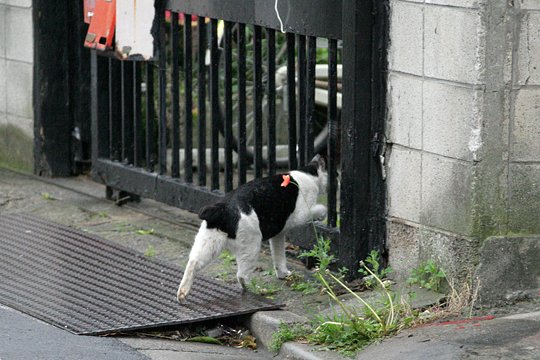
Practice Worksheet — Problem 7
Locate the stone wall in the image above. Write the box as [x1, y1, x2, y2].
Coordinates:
[386, 0, 540, 289]
[0, 0, 33, 171]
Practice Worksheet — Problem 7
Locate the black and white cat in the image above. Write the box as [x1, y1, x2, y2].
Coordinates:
[177, 155, 328, 302]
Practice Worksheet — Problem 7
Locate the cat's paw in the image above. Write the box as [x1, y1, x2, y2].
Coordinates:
[176, 287, 187, 303]
[310, 204, 327, 221]
[276, 269, 292, 279]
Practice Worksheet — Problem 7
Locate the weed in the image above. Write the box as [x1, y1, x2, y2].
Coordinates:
[90, 211, 109, 220]
[144, 244, 156, 257]
[269, 323, 310, 353]
[287, 274, 319, 295]
[407, 260, 446, 292]
[41, 192, 55, 201]
[298, 236, 335, 273]
[270, 258, 416, 356]
[218, 250, 236, 268]
[247, 278, 281, 297]
[136, 228, 155, 236]
[358, 250, 392, 289]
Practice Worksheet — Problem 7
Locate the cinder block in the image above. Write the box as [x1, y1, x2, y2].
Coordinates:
[508, 164, 540, 233]
[7, 114, 32, 138]
[425, 0, 482, 8]
[424, 5, 485, 84]
[389, 0, 423, 75]
[5, 0, 31, 8]
[0, 5, 6, 57]
[387, 146, 422, 222]
[418, 227, 477, 281]
[387, 73, 423, 150]
[517, 12, 540, 86]
[512, 88, 540, 162]
[0, 58, 5, 113]
[6, 60, 33, 119]
[6, 5, 33, 62]
[423, 80, 483, 160]
[520, 0, 540, 10]
[386, 220, 420, 280]
[475, 236, 540, 305]
[421, 153, 473, 235]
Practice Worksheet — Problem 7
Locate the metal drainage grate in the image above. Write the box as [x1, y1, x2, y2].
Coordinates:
[0, 214, 281, 335]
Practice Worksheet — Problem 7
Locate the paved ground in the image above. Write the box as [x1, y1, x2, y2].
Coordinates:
[0, 168, 539, 360]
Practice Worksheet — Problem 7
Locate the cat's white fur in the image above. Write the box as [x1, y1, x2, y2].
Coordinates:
[177, 166, 327, 302]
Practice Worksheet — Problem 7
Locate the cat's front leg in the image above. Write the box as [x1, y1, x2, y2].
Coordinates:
[310, 204, 327, 221]
[269, 233, 291, 279]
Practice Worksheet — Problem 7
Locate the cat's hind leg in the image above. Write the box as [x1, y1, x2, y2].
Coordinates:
[269, 233, 291, 279]
[234, 213, 262, 292]
[177, 222, 227, 302]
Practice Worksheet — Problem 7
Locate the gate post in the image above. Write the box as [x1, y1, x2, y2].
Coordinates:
[339, 0, 376, 275]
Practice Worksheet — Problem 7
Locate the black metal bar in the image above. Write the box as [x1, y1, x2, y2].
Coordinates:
[145, 63, 156, 171]
[340, 0, 373, 275]
[121, 61, 134, 164]
[266, 28, 276, 176]
[133, 62, 143, 168]
[286, 33, 297, 170]
[165, 0, 343, 39]
[108, 59, 122, 161]
[306, 36, 316, 160]
[184, 14, 194, 183]
[253, 25, 263, 178]
[237, 23, 247, 186]
[158, 7, 167, 175]
[90, 52, 109, 164]
[94, 159, 222, 214]
[171, 12, 181, 178]
[297, 35, 306, 167]
[327, 39, 338, 228]
[197, 18, 207, 187]
[210, 19, 220, 190]
[224, 21, 234, 192]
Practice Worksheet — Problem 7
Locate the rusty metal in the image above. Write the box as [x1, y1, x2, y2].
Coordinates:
[0, 214, 280, 335]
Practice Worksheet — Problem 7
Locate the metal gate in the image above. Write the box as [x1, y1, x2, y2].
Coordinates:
[90, 0, 387, 275]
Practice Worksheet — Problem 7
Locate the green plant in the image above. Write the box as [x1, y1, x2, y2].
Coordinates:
[289, 277, 319, 295]
[144, 244, 156, 257]
[310, 262, 414, 356]
[41, 192, 55, 201]
[136, 228, 155, 236]
[247, 278, 281, 297]
[407, 260, 446, 292]
[218, 250, 236, 268]
[358, 250, 393, 289]
[298, 236, 335, 273]
[269, 261, 416, 357]
[269, 322, 311, 353]
[216, 250, 236, 281]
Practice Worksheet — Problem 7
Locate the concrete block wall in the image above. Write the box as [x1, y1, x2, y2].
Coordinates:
[386, 0, 540, 284]
[0, 0, 34, 171]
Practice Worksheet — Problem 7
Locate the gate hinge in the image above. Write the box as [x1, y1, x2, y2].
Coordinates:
[370, 132, 387, 181]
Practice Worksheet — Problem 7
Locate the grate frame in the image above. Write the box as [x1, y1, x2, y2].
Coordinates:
[0, 214, 281, 335]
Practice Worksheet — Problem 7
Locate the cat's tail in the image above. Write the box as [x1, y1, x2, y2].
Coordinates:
[177, 220, 227, 302]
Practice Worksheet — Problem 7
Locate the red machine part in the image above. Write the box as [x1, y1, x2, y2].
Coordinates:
[83, 0, 96, 24]
[84, 0, 116, 51]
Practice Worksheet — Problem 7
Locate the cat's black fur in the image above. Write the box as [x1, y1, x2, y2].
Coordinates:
[199, 160, 321, 241]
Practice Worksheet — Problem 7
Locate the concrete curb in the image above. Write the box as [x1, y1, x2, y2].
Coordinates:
[246, 310, 347, 360]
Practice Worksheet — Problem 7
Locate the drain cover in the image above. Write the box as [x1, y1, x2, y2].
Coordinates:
[0, 214, 280, 335]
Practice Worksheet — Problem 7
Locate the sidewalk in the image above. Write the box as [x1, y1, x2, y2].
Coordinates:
[0, 168, 538, 360]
